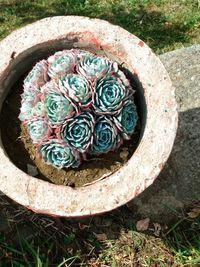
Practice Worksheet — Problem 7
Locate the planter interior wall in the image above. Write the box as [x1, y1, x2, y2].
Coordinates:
[0, 16, 177, 217]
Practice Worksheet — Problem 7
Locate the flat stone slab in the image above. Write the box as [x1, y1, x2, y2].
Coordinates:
[128, 45, 200, 223]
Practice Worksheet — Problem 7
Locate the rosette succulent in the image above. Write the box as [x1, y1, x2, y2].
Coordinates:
[47, 50, 75, 78]
[19, 88, 41, 122]
[90, 116, 121, 154]
[93, 75, 128, 114]
[60, 111, 94, 153]
[24, 60, 48, 90]
[45, 92, 77, 125]
[39, 140, 80, 168]
[114, 99, 138, 140]
[77, 54, 114, 79]
[59, 74, 92, 107]
[19, 49, 138, 170]
[26, 117, 51, 144]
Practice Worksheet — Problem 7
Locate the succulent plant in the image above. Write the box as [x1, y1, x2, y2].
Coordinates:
[93, 75, 128, 114]
[114, 99, 138, 140]
[39, 139, 81, 169]
[45, 92, 77, 126]
[26, 117, 51, 144]
[77, 54, 114, 79]
[24, 60, 48, 89]
[47, 50, 76, 79]
[60, 111, 94, 153]
[19, 49, 138, 170]
[59, 74, 92, 107]
[90, 116, 122, 154]
[19, 88, 42, 122]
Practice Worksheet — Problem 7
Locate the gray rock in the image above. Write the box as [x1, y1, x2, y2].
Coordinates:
[127, 45, 200, 223]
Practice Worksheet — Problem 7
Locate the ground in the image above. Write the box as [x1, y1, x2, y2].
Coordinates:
[0, 0, 200, 266]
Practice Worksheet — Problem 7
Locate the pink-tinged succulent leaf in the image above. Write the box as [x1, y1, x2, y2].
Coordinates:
[93, 75, 127, 114]
[60, 111, 95, 153]
[39, 139, 81, 169]
[90, 115, 122, 155]
[77, 54, 115, 80]
[26, 117, 52, 144]
[24, 60, 48, 90]
[59, 74, 92, 107]
[47, 50, 76, 79]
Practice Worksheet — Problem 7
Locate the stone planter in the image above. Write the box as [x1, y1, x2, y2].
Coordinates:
[0, 16, 177, 217]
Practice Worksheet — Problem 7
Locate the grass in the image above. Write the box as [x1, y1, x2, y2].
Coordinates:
[0, 0, 200, 266]
[0, 0, 199, 54]
[0, 193, 199, 266]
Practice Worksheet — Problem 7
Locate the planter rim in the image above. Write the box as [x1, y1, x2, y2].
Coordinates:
[0, 16, 178, 217]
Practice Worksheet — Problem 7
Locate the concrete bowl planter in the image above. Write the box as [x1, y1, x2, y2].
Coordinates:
[0, 16, 177, 217]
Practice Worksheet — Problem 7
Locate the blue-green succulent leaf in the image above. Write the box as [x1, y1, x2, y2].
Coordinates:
[90, 116, 121, 154]
[93, 75, 127, 114]
[27, 117, 51, 144]
[39, 139, 81, 168]
[77, 55, 114, 79]
[114, 99, 138, 139]
[59, 74, 92, 107]
[60, 111, 94, 152]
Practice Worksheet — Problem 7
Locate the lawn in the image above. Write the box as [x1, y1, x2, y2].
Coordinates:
[0, 0, 200, 266]
[0, 193, 200, 266]
[0, 0, 199, 54]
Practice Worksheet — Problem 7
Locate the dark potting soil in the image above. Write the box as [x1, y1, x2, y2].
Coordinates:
[0, 75, 141, 187]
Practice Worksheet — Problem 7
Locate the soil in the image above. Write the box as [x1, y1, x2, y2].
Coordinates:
[0, 74, 140, 187]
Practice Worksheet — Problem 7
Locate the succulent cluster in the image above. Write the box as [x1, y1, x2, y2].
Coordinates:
[19, 49, 138, 169]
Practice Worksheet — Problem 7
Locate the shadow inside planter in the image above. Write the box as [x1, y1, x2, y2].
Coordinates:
[0, 39, 146, 187]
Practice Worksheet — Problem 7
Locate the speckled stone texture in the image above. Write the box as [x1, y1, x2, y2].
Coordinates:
[0, 17, 177, 217]
[128, 45, 200, 223]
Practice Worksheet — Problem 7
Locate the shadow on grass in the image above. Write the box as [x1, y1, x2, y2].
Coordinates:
[0, 193, 199, 266]
[0, 0, 193, 53]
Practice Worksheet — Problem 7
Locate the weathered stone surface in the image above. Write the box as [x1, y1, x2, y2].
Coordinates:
[127, 45, 200, 223]
[0, 17, 177, 217]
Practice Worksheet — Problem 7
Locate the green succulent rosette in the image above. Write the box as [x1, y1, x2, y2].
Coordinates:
[39, 139, 81, 169]
[26, 117, 52, 144]
[19, 88, 42, 122]
[24, 60, 48, 90]
[45, 92, 78, 126]
[19, 48, 138, 170]
[93, 75, 127, 114]
[19, 100, 35, 122]
[41, 80, 79, 126]
[77, 54, 115, 79]
[74, 49, 93, 61]
[59, 74, 92, 107]
[60, 111, 94, 153]
[47, 50, 76, 79]
[90, 116, 122, 155]
[114, 99, 138, 140]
